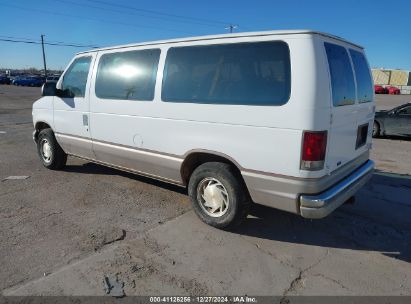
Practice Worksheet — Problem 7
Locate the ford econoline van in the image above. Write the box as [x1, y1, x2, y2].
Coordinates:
[33, 30, 375, 228]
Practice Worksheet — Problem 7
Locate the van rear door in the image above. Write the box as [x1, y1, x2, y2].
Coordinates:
[324, 42, 374, 173]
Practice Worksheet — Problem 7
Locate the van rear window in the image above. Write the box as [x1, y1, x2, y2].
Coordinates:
[349, 49, 373, 103]
[161, 41, 291, 106]
[324, 43, 356, 107]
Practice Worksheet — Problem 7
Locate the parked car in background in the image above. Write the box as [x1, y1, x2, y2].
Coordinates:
[46, 76, 60, 83]
[374, 85, 387, 94]
[0, 75, 11, 84]
[11, 76, 23, 85]
[373, 103, 411, 137]
[13, 76, 45, 87]
[386, 86, 401, 95]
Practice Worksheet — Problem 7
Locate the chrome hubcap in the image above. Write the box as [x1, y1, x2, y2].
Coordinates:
[197, 177, 229, 217]
[41, 139, 52, 163]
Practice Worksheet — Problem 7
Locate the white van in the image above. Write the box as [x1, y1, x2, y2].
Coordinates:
[33, 30, 375, 228]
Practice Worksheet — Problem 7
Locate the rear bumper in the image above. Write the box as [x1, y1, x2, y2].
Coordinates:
[299, 160, 374, 219]
[241, 151, 371, 214]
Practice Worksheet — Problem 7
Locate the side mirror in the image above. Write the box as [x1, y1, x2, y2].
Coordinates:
[41, 82, 57, 96]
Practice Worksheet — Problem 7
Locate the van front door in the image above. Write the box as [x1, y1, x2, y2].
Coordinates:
[54, 55, 95, 159]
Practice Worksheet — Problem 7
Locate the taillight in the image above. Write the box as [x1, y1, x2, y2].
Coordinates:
[300, 131, 327, 171]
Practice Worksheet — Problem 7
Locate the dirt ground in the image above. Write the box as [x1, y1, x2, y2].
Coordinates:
[0, 85, 410, 297]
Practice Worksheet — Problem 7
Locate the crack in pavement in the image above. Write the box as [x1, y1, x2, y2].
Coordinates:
[280, 249, 330, 299]
[239, 235, 295, 269]
[311, 273, 350, 291]
[239, 236, 350, 297]
[2, 212, 191, 293]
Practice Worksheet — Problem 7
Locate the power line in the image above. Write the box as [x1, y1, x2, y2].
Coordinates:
[85, 0, 230, 26]
[0, 35, 97, 47]
[54, 0, 225, 29]
[0, 38, 99, 48]
[0, 35, 35, 42]
[2, 3, 196, 35]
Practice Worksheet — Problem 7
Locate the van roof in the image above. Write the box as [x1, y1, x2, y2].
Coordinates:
[77, 29, 363, 55]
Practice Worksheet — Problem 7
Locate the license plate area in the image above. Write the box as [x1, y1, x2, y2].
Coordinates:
[356, 123, 368, 149]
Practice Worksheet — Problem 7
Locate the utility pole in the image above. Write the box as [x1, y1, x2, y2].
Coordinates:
[41, 34, 47, 77]
[225, 24, 238, 33]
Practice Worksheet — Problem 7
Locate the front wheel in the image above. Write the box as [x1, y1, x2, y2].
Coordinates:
[37, 128, 67, 170]
[188, 162, 251, 229]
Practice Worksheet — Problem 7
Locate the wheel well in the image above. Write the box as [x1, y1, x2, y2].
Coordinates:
[34, 122, 52, 143]
[180, 152, 244, 186]
[35, 121, 51, 132]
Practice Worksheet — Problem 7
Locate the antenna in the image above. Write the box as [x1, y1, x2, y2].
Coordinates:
[225, 24, 238, 33]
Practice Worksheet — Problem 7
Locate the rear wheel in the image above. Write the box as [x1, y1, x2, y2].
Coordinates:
[372, 121, 380, 138]
[37, 128, 67, 170]
[188, 162, 250, 229]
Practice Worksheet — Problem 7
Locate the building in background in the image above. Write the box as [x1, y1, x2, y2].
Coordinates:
[372, 68, 411, 94]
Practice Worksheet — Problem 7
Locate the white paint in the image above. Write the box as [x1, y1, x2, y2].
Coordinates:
[32, 30, 374, 182]
[3, 176, 30, 180]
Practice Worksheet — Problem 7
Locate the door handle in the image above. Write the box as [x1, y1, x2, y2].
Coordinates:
[83, 114, 89, 132]
[83, 114, 89, 126]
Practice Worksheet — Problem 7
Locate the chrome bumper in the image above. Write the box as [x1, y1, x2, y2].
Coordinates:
[299, 160, 374, 219]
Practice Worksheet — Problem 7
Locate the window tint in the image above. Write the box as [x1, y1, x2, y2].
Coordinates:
[162, 41, 291, 105]
[324, 43, 356, 106]
[61, 56, 91, 98]
[95, 49, 160, 101]
[350, 49, 373, 103]
[398, 106, 411, 115]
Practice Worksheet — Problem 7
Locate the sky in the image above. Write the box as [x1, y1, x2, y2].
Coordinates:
[0, 0, 410, 71]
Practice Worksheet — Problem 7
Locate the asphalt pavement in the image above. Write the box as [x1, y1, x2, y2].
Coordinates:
[1, 85, 410, 297]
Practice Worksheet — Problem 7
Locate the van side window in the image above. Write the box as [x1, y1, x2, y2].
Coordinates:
[324, 43, 356, 106]
[162, 41, 291, 106]
[95, 49, 160, 101]
[61, 56, 92, 98]
[349, 49, 373, 103]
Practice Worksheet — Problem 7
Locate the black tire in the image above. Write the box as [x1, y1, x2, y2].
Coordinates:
[36, 128, 67, 170]
[372, 121, 380, 138]
[188, 162, 251, 229]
